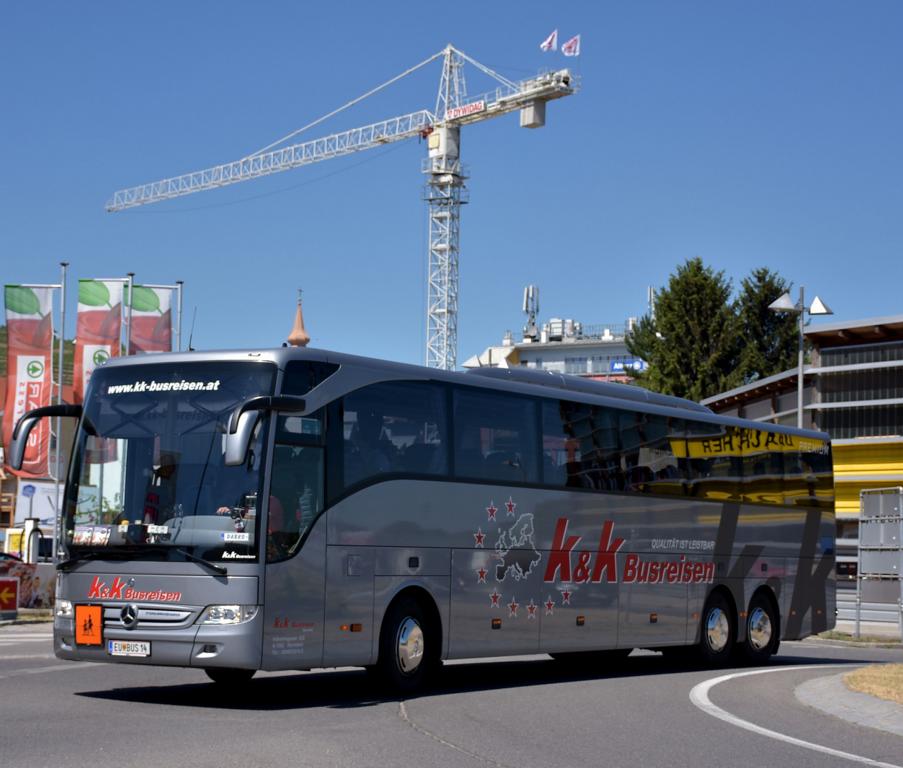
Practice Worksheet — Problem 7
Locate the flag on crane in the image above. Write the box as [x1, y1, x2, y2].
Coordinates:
[561, 34, 581, 57]
[540, 29, 558, 52]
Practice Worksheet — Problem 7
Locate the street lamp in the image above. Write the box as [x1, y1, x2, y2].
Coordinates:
[768, 286, 833, 428]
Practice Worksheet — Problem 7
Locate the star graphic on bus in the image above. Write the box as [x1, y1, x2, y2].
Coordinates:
[508, 598, 519, 618]
[477, 567, 487, 583]
[526, 599, 537, 619]
[505, 497, 517, 517]
[544, 596, 555, 615]
[473, 528, 485, 548]
[489, 589, 501, 608]
[486, 501, 497, 521]
[561, 589, 572, 606]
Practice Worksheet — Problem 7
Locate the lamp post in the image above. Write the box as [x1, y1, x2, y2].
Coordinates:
[768, 286, 833, 428]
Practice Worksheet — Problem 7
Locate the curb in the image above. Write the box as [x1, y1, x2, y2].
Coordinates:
[803, 636, 902, 649]
[796, 670, 903, 738]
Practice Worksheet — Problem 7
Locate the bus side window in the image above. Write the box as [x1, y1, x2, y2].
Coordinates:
[267, 442, 324, 562]
[541, 399, 578, 487]
[453, 389, 539, 484]
[341, 381, 448, 490]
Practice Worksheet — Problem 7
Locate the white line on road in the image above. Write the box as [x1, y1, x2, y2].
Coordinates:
[0, 662, 94, 680]
[689, 665, 903, 768]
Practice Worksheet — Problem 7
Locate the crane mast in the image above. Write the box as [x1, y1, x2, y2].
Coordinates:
[107, 45, 576, 370]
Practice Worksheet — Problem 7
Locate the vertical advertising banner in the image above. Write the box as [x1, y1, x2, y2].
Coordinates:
[127, 285, 172, 354]
[73, 279, 123, 403]
[3, 286, 54, 477]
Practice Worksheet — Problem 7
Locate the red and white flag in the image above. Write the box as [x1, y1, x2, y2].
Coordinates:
[561, 34, 581, 57]
[3, 285, 54, 477]
[127, 285, 173, 355]
[73, 279, 123, 403]
[540, 29, 558, 52]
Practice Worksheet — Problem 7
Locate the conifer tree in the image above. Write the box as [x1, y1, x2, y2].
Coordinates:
[627, 257, 740, 401]
[735, 267, 798, 383]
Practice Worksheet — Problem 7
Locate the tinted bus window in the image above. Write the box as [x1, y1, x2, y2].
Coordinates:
[453, 389, 539, 484]
[541, 400, 582, 487]
[785, 436, 833, 508]
[741, 428, 784, 505]
[342, 382, 448, 488]
[282, 360, 339, 396]
[551, 401, 622, 491]
[619, 412, 686, 496]
[684, 421, 742, 502]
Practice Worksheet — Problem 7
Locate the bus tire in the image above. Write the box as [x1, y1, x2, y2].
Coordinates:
[377, 595, 436, 695]
[741, 591, 779, 664]
[698, 591, 735, 666]
[204, 667, 256, 686]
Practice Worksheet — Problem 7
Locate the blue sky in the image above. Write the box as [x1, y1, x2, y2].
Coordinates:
[2, 1, 901, 365]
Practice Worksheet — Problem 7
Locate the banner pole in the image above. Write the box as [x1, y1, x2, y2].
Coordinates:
[126, 272, 135, 355]
[54, 262, 69, 561]
[176, 280, 184, 351]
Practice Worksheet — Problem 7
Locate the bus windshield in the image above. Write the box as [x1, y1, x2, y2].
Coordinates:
[63, 360, 276, 564]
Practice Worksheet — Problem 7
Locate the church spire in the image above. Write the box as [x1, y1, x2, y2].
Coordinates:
[287, 288, 310, 347]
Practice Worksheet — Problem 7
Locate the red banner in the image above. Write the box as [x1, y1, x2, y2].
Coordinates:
[3, 285, 54, 477]
[127, 285, 172, 354]
[73, 279, 123, 403]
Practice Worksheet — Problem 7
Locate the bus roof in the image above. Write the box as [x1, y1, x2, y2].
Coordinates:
[95, 346, 830, 442]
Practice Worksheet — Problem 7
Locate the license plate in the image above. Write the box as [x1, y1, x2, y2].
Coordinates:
[107, 640, 151, 657]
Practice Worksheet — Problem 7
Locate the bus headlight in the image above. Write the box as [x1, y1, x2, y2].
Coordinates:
[56, 599, 73, 618]
[198, 605, 258, 625]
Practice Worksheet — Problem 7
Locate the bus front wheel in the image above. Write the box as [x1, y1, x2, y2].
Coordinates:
[698, 591, 735, 666]
[204, 667, 256, 686]
[377, 596, 436, 694]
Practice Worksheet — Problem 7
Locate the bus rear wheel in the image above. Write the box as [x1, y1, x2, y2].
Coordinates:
[698, 591, 735, 666]
[204, 667, 256, 686]
[741, 592, 779, 664]
[377, 596, 436, 695]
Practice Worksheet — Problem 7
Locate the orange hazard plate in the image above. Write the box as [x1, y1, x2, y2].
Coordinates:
[75, 605, 103, 646]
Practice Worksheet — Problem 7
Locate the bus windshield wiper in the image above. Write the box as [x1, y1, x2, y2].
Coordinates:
[173, 547, 228, 576]
[56, 548, 139, 571]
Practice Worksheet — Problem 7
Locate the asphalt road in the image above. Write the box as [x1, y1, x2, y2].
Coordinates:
[1, 623, 901, 768]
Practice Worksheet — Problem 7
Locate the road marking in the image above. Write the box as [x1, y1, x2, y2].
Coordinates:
[0, 662, 94, 680]
[689, 665, 903, 768]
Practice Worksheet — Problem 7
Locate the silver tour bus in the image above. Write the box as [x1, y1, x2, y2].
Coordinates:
[11, 348, 835, 691]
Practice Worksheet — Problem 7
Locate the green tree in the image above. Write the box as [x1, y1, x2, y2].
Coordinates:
[627, 257, 741, 401]
[735, 268, 798, 383]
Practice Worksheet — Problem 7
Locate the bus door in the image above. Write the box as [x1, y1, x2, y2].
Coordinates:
[261, 412, 327, 670]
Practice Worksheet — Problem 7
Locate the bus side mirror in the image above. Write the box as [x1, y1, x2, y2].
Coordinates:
[10, 404, 83, 470]
[223, 396, 307, 467]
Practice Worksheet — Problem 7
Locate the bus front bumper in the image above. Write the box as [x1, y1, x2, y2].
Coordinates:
[54, 609, 264, 670]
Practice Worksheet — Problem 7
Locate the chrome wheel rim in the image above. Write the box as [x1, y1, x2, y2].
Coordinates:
[748, 607, 772, 651]
[706, 607, 730, 653]
[396, 617, 424, 675]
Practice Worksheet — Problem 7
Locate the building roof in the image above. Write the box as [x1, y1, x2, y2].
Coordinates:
[702, 314, 903, 410]
[805, 314, 903, 348]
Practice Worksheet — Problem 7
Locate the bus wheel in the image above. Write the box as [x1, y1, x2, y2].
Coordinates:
[741, 592, 779, 664]
[204, 667, 256, 686]
[698, 591, 735, 666]
[377, 596, 435, 695]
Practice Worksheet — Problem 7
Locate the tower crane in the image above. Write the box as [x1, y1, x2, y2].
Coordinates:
[107, 45, 576, 370]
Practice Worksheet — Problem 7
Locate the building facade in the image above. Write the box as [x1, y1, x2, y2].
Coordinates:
[702, 315, 903, 563]
[464, 317, 646, 383]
